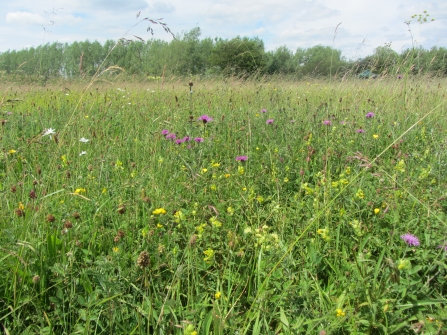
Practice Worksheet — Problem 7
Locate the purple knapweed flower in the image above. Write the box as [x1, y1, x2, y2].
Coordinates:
[182, 136, 191, 142]
[236, 156, 248, 161]
[323, 120, 332, 126]
[266, 119, 274, 125]
[366, 112, 375, 118]
[261, 108, 267, 113]
[194, 137, 204, 143]
[356, 129, 365, 133]
[438, 243, 447, 252]
[175, 138, 185, 145]
[400, 233, 420, 247]
[161, 129, 169, 136]
[165, 133, 176, 140]
[198, 115, 213, 124]
[398, 75, 403, 79]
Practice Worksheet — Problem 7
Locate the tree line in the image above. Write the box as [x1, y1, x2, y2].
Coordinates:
[1, 27, 446, 81]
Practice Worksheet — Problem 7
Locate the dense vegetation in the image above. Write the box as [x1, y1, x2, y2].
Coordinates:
[1, 75, 447, 334]
[1, 27, 447, 83]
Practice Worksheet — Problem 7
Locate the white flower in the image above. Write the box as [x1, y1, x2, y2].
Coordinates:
[79, 151, 87, 156]
[79, 137, 89, 143]
[43, 128, 56, 136]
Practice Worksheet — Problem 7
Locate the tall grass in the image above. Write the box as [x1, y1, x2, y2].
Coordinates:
[1, 76, 447, 334]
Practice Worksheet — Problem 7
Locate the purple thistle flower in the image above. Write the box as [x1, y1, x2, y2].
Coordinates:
[438, 243, 447, 252]
[266, 119, 274, 125]
[194, 137, 204, 143]
[236, 156, 248, 161]
[182, 136, 191, 142]
[356, 129, 365, 133]
[161, 129, 169, 136]
[175, 138, 185, 145]
[323, 120, 332, 126]
[261, 108, 267, 113]
[165, 133, 176, 140]
[400, 233, 420, 247]
[366, 112, 375, 118]
[398, 75, 403, 79]
[198, 115, 213, 124]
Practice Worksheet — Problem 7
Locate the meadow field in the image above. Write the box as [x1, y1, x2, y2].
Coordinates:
[1, 76, 447, 334]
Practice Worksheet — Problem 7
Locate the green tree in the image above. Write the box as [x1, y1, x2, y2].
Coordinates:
[265, 46, 296, 75]
[298, 45, 344, 77]
[209, 36, 266, 75]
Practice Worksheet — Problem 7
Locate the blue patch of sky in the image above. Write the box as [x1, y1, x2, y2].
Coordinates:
[72, 12, 88, 19]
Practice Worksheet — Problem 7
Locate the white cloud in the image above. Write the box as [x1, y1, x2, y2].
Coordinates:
[150, 1, 176, 13]
[6, 11, 47, 25]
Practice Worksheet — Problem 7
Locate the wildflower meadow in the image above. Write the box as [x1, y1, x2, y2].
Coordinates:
[1, 76, 447, 334]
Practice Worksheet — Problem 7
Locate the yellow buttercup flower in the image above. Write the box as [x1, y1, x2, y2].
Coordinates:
[152, 208, 167, 215]
[336, 308, 346, 317]
[215, 291, 221, 299]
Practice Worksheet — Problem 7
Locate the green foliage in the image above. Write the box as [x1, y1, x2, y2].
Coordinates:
[209, 36, 266, 76]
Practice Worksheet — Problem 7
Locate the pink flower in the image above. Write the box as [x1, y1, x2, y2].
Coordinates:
[161, 129, 169, 135]
[366, 112, 375, 118]
[400, 233, 420, 247]
[236, 156, 248, 161]
[323, 120, 332, 125]
[261, 108, 267, 113]
[166, 133, 176, 140]
[266, 119, 274, 125]
[356, 129, 365, 133]
[194, 137, 204, 143]
[198, 115, 213, 124]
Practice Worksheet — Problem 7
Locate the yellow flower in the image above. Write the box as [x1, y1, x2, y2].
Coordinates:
[373, 134, 379, 139]
[203, 248, 214, 262]
[224, 173, 231, 178]
[152, 208, 167, 215]
[173, 210, 185, 223]
[102, 188, 107, 194]
[18, 202, 25, 210]
[215, 291, 221, 299]
[212, 163, 220, 168]
[336, 308, 346, 317]
[201, 168, 208, 174]
[227, 207, 234, 215]
[238, 166, 245, 175]
[112, 247, 119, 253]
[209, 216, 222, 228]
[355, 189, 365, 199]
[8, 149, 17, 154]
[157, 223, 163, 228]
[374, 208, 380, 215]
[74, 188, 86, 194]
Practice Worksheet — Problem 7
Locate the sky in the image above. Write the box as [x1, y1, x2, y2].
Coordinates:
[1, 0, 446, 60]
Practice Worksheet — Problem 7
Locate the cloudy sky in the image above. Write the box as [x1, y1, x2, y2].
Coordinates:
[1, 0, 446, 59]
